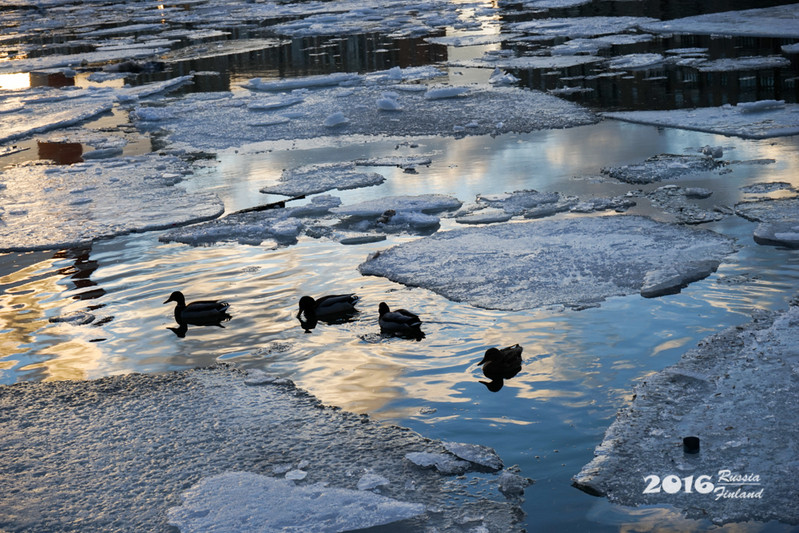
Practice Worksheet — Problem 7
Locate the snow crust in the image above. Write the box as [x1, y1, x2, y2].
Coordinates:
[574, 303, 799, 525]
[0, 155, 223, 252]
[604, 101, 799, 139]
[359, 216, 736, 311]
[0, 366, 524, 532]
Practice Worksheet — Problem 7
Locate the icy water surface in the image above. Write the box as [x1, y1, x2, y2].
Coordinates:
[2, 0, 799, 531]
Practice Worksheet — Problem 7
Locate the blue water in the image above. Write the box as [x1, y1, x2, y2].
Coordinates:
[2, 120, 799, 530]
[3, 0, 799, 528]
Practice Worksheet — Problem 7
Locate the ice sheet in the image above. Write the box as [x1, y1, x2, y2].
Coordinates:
[573, 303, 799, 525]
[639, 3, 799, 39]
[260, 163, 385, 197]
[0, 366, 524, 532]
[603, 101, 799, 139]
[0, 155, 224, 252]
[358, 216, 736, 310]
[509, 16, 658, 37]
[734, 196, 799, 248]
[132, 72, 598, 151]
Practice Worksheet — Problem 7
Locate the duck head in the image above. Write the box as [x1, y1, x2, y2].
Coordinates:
[164, 291, 186, 306]
[297, 295, 316, 317]
[478, 347, 501, 366]
[378, 302, 390, 316]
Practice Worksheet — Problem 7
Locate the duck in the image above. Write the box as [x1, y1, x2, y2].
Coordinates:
[478, 344, 523, 382]
[297, 294, 359, 321]
[378, 302, 424, 339]
[164, 290, 231, 325]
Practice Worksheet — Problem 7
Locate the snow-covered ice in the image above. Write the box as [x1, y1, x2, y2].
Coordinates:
[168, 472, 415, 532]
[601, 154, 721, 184]
[735, 197, 799, 248]
[0, 366, 525, 532]
[0, 155, 224, 252]
[131, 72, 598, 151]
[574, 302, 799, 525]
[260, 163, 385, 197]
[640, 3, 799, 39]
[509, 16, 658, 38]
[604, 101, 799, 139]
[359, 216, 736, 311]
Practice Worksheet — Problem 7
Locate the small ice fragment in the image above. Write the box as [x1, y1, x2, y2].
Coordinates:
[357, 473, 390, 491]
[443, 442, 503, 470]
[497, 471, 533, 496]
[323, 112, 349, 127]
[285, 469, 307, 480]
[405, 452, 470, 474]
[424, 86, 470, 100]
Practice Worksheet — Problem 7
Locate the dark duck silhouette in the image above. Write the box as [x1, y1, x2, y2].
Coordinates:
[378, 302, 424, 340]
[164, 291, 231, 337]
[297, 294, 359, 331]
[478, 344, 523, 392]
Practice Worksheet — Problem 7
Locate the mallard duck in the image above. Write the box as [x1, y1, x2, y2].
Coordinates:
[478, 344, 523, 382]
[378, 302, 424, 338]
[164, 291, 231, 325]
[297, 294, 359, 321]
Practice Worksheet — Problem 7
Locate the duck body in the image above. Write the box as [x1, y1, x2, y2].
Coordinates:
[478, 344, 523, 382]
[164, 291, 231, 325]
[378, 302, 424, 338]
[297, 294, 359, 320]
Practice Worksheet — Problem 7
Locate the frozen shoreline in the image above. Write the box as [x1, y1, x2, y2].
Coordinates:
[0, 366, 526, 533]
[573, 299, 799, 525]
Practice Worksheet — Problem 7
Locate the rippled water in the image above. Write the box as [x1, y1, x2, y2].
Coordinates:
[3, 118, 799, 530]
[3, 0, 799, 528]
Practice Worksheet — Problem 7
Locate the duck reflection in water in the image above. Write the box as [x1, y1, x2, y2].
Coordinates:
[164, 291, 231, 338]
[477, 344, 523, 392]
[297, 294, 359, 332]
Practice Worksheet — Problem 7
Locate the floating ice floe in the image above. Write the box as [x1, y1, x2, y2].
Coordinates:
[638, 185, 724, 225]
[574, 303, 799, 525]
[159, 195, 342, 247]
[359, 216, 736, 310]
[607, 53, 665, 71]
[601, 153, 722, 184]
[510, 16, 658, 38]
[0, 366, 524, 532]
[603, 100, 799, 139]
[550, 33, 653, 56]
[0, 155, 223, 252]
[132, 72, 598, 151]
[452, 55, 604, 71]
[160, 194, 461, 247]
[639, 3, 799, 39]
[688, 55, 791, 72]
[0, 76, 194, 145]
[425, 33, 522, 47]
[260, 163, 385, 197]
[734, 196, 799, 248]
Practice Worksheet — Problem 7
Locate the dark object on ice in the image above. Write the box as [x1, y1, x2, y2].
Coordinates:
[378, 302, 424, 340]
[478, 345, 523, 392]
[297, 294, 359, 331]
[377, 209, 396, 224]
[107, 60, 165, 73]
[683, 436, 700, 454]
[164, 291, 231, 325]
